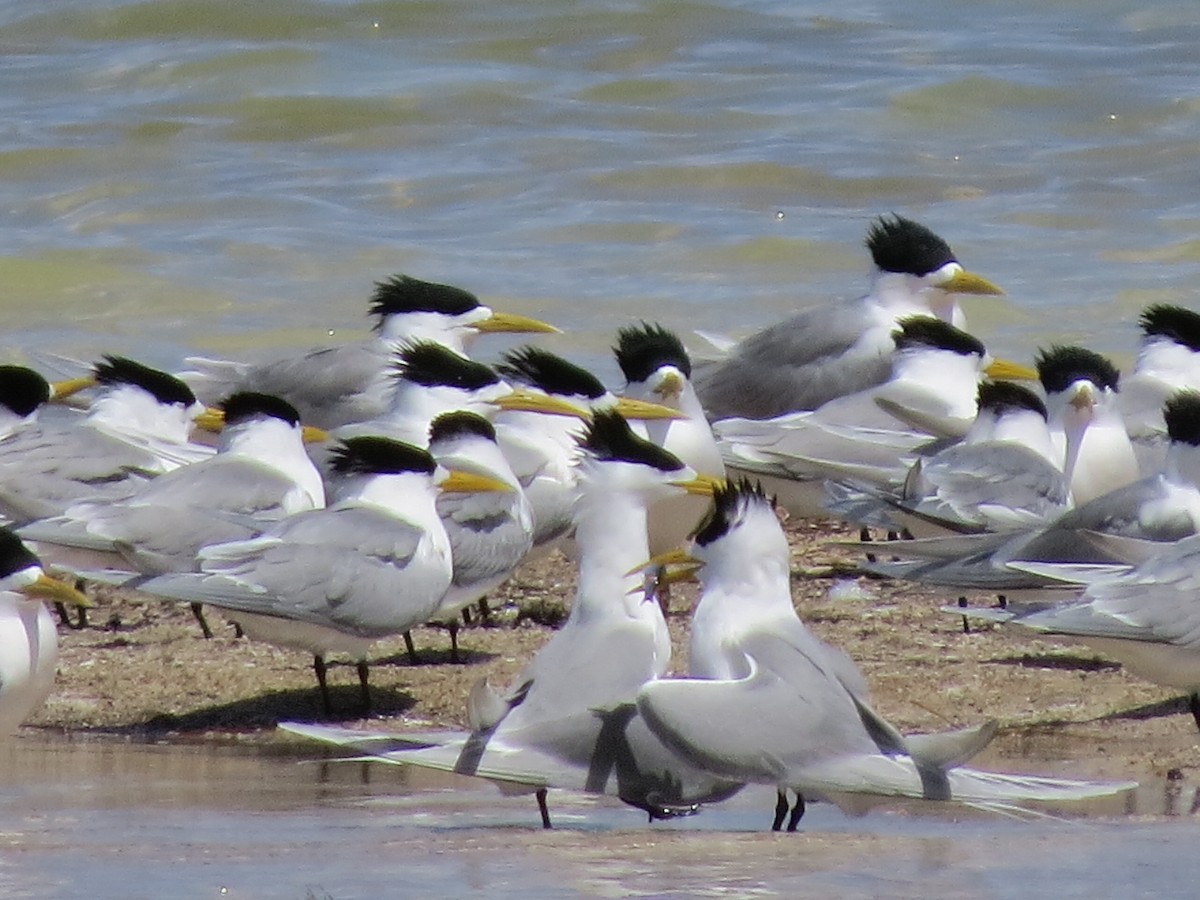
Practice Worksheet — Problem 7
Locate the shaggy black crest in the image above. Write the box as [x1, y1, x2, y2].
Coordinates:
[613, 322, 692, 383]
[892, 317, 985, 357]
[369, 274, 482, 325]
[220, 392, 301, 427]
[0, 525, 40, 580]
[328, 436, 436, 477]
[976, 381, 1047, 420]
[1034, 346, 1120, 394]
[1164, 391, 1200, 447]
[866, 214, 957, 277]
[0, 366, 51, 418]
[496, 346, 605, 400]
[93, 356, 198, 408]
[580, 411, 685, 473]
[693, 478, 775, 548]
[393, 341, 500, 390]
[1139, 304, 1200, 353]
[429, 410, 497, 445]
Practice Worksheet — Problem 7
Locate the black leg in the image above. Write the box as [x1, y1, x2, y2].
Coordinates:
[1190, 693, 1200, 732]
[357, 661, 371, 714]
[403, 631, 419, 665]
[536, 787, 552, 829]
[478, 596, 492, 623]
[786, 794, 806, 831]
[190, 602, 214, 640]
[772, 790, 788, 831]
[861, 526, 877, 563]
[449, 622, 460, 664]
[958, 596, 970, 634]
[461, 606, 473, 626]
[313, 655, 331, 715]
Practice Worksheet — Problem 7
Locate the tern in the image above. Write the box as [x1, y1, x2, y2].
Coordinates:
[181, 274, 559, 429]
[18, 392, 329, 637]
[1118, 304, 1200, 475]
[424, 410, 533, 662]
[281, 412, 741, 826]
[0, 526, 92, 736]
[614, 322, 725, 558]
[712, 318, 1035, 517]
[634, 479, 1136, 827]
[0, 356, 212, 525]
[958, 528, 1200, 731]
[693, 214, 1004, 421]
[135, 436, 507, 714]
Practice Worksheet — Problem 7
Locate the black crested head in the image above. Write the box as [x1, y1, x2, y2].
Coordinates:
[693, 477, 775, 548]
[94, 356, 197, 408]
[328, 436, 436, 477]
[496, 346, 605, 400]
[1164, 391, 1200, 446]
[1139, 304, 1200, 353]
[976, 381, 1047, 420]
[1034, 345, 1120, 395]
[393, 341, 500, 391]
[0, 366, 51, 418]
[369, 274, 482, 326]
[613, 322, 692, 382]
[429, 410, 497, 445]
[892, 317, 985, 357]
[866, 214, 957, 277]
[580, 411, 685, 473]
[0, 525, 39, 580]
[220, 392, 301, 427]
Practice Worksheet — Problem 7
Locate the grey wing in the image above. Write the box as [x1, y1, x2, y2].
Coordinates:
[438, 493, 533, 588]
[636, 629, 879, 783]
[1021, 536, 1200, 647]
[694, 301, 891, 420]
[0, 426, 160, 521]
[1037, 476, 1193, 543]
[917, 442, 1070, 530]
[244, 343, 389, 428]
[135, 456, 312, 518]
[188, 506, 449, 634]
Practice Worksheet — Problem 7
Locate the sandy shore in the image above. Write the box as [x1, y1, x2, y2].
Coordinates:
[27, 517, 1200, 788]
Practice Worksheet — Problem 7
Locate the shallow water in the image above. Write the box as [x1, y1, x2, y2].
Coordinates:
[3, 0, 1200, 379]
[3, 733, 1199, 898]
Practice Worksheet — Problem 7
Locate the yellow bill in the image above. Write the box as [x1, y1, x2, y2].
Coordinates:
[472, 311, 561, 335]
[984, 358, 1038, 381]
[939, 269, 1005, 296]
[24, 573, 94, 608]
[441, 470, 514, 493]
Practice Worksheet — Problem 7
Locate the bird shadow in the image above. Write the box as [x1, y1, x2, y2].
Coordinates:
[50, 684, 419, 739]
[1096, 695, 1192, 723]
[374, 646, 498, 667]
[983, 652, 1122, 673]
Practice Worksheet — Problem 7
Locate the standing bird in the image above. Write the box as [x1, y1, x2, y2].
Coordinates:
[180, 274, 559, 429]
[423, 411, 533, 662]
[634, 480, 1135, 828]
[0, 526, 92, 736]
[693, 215, 1004, 421]
[712, 318, 1034, 517]
[18, 392, 329, 638]
[614, 323, 725, 559]
[282, 413, 741, 826]
[0, 356, 211, 525]
[1118, 304, 1200, 475]
[135, 437, 507, 714]
[1036, 345, 1139, 507]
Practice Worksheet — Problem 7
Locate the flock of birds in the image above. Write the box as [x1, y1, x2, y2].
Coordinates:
[12, 212, 1200, 829]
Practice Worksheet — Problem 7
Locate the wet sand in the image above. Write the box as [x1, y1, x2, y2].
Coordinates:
[8, 519, 1200, 896]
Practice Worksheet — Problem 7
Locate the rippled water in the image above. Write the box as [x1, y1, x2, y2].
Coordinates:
[3, 0, 1200, 380]
[3, 734, 1200, 899]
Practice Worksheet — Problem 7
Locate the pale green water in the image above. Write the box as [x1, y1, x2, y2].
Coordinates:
[2, 0, 1200, 380]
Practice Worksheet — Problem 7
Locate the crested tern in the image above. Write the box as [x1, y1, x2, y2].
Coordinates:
[693, 214, 1004, 421]
[634, 479, 1136, 826]
[0, 526, 92, 736]
[181, 274, 559, 429]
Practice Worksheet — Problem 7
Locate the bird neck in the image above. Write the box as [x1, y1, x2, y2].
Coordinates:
[571, 489, 656, 624]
